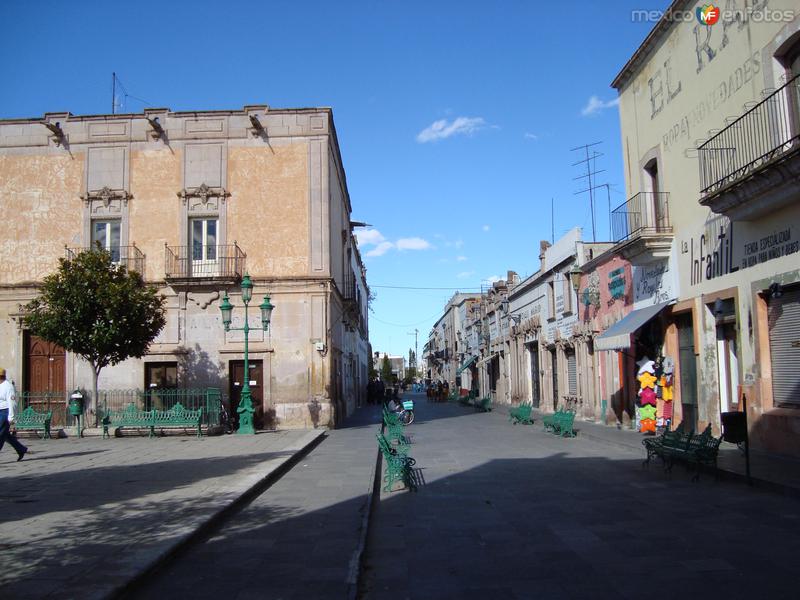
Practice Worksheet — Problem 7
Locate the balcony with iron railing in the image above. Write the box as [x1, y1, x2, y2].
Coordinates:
[698, 74, 800, 220]
[164, 243, 245, 282]
[610, 192, 672, 262]
[66, 244, 145, 274]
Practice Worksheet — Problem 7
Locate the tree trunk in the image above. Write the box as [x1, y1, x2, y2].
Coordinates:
[92, 364, 101, 424]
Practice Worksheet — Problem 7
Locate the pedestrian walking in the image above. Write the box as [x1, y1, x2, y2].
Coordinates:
[0, 368, 27, 461]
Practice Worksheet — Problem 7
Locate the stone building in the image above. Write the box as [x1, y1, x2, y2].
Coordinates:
[506, 229, 611, 414]
[0, 104, 369, 429]
[581, 0, 800, 455]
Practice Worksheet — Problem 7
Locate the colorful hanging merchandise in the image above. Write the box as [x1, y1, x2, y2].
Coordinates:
[636, 357, 657, 434]
[656, 356, 675, 433]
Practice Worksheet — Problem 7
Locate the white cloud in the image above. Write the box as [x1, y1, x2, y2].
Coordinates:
[457, 270, 475, 279]
[456, 255, 467, 262]
[416, 116, 487, 143]
[484, 275, 502, 284]
[482, 225, 490, 232]
[396, 237, 432, 251]
[365, 241, 394, 257]
[581, 95, 620, 117]
[524, 132, 539, 140]
[355, 229, 386, 247]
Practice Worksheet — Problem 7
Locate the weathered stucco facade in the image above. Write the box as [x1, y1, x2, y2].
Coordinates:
[609, 0, 800, 454]
[0, 105, 369, 429]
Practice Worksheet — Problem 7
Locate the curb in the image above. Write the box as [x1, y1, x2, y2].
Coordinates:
[111, 429, 328, 600]
[346, 437, 381, 600]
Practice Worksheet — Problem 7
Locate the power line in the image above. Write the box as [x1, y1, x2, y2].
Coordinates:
[370, 311, 444, 328]
[371, 285, 482, 291]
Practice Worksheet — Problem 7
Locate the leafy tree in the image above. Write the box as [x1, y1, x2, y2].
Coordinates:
[380, 353, 393, 382]
[24, 247, 166, 413]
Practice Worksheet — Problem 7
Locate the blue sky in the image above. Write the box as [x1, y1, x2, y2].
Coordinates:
[0, 0, 667, 360]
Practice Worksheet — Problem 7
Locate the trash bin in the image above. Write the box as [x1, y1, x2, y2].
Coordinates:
[68, 391, 84, 417]
[69, 390, 84, 438]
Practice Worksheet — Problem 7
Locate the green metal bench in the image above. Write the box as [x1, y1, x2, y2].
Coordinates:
[509, 404, 533, 425]
[475, 396, 492, 412]
[643, 424, 721, 481]
[382, 407, 409, 445]
[103, 402, 203, 438]
[152, 403, 203, 438]
[104, 403, 156, 437]
[376, 432, 416, 492]
[14, 406, 52, 439]
[543, 409, 576, 437]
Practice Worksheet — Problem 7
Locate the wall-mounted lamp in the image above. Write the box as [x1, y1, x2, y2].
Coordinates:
[249, 114, 266, 137]
[147, 116, 165, 140]
[569, 265, 583, 292]
[713, 298, 725, 317]
[42, 121, 65, 146]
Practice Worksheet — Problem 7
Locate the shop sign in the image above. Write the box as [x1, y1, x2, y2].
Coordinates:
[633, 260, 675, 308]
[608, 268, 626, 300]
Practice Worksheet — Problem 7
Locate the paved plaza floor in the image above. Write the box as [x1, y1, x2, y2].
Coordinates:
[3, 395, 800, 600]
[0, 428, 324, 600]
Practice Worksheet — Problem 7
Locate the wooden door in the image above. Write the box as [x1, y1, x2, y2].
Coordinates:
[25, 333, 66, 393]
[229, 360, 264, 430]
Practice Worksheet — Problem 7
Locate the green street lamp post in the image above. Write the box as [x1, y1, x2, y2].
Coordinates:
[220, 274, 274, 434]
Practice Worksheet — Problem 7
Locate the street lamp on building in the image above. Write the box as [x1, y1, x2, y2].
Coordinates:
[219, 274, 274, 434]
[569, 265, 583, 292]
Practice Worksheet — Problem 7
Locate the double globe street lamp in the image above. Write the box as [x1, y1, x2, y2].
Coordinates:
[219, 274, 274, 434]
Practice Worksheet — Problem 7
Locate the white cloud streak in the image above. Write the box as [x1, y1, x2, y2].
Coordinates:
[396, 237, 432, 251]
[524, 132, 539, 140]
[581, 95, 620, 117]
[365, 241, 394, 257]
[457, 270, 475, 279]
[416, 116, 487, 143]
[355, 229, 386, 247]
[456, 255, 467, 262]
[482, 225, 490, 232]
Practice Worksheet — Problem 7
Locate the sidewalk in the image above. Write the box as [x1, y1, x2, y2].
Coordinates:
[528, 407, 800, 496]
[128, 403, 384, 600]
[0, 429, 325, 600]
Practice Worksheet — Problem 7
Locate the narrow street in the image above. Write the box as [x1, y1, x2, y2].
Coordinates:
[125, 392, 800, 600]
[358, 392, 800, 599]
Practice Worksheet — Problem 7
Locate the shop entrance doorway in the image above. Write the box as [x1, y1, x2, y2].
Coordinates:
[676, 314, 698, 430]
[527, 343, 540, 408]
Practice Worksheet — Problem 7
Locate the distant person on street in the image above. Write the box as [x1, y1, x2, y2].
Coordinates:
[0, 368, 27, 461]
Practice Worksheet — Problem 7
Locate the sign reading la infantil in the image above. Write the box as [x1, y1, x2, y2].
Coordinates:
[680, 215, 800, 288]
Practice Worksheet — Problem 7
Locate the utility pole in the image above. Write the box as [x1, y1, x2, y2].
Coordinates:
[111, 72, 116, 114]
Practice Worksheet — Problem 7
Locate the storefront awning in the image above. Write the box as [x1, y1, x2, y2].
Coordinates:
[594, 301, 673, 352]
[456, 355, 478, 375]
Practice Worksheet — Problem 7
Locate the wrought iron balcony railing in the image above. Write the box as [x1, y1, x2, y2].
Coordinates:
[66, 244, 145, 274]
[342, 270, 357, 302]
[699, 74, 800, 194]
[164, 243, 245, 280]
[611, 192, 671, 243]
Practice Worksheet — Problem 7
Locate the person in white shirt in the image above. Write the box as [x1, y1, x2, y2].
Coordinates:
[0, 368, 27, 461]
